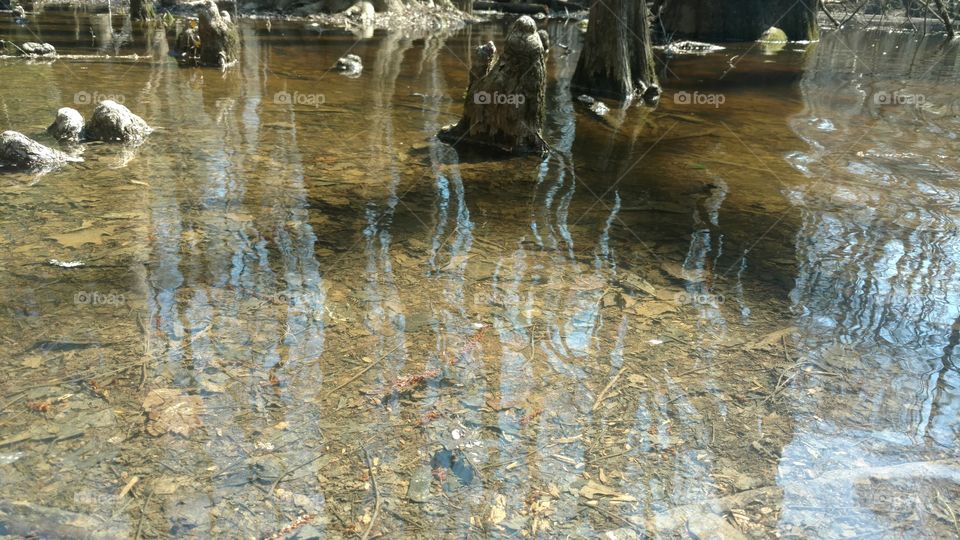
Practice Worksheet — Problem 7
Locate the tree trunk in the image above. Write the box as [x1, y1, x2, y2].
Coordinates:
[659, 0, 764, 42]
[130, 0, 148, 20]
[659, 0, 820, 42]
[770, 0, 820, 41]
[438, 16, 547, 153]
[931, 0, 956, 38]
[474, 1, 548, 15]
[571, 0, 658, 101]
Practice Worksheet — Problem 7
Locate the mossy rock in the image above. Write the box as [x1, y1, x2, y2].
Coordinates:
[759, 27, 788, 43]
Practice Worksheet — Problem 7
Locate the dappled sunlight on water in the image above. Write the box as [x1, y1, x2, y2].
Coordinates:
[0, 10, 958, 538]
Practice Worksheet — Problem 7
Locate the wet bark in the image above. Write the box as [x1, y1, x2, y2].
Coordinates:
[473, 1, 548, 15]
[130, 0, 149, 20]
[773, 0, 820, 42]
[931, 0, 956, 39]
[571, 0, 658, 101]
[197, 0, 240, 67]
[439, 16, 547, 153]
[173, 22, 201, 63]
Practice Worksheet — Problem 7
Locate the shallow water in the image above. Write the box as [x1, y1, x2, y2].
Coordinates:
[1, 9, 959, 539]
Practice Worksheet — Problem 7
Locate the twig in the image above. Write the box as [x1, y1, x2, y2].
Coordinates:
[937, 490, 960, 537]
[587, 448, 634, 463]
[839, 0, 869, 26]
[580, 501, 640, 532]
[592, 366, 627, 411]
[265, 513, 316, 540]
[360, 447, 381, 540]
[929, 0, 956, 38]
[270, 452, 329, 494]
[325, 344, 402, 398]
[821, 0, 842, 27]
[677, 359, 729, 377]
[134, 488, 154, 540]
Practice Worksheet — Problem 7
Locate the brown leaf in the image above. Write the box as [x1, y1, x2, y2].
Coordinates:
[579, 480, 637, 502]
[634, 301, 676, 318]
[143, 389, 203, 437]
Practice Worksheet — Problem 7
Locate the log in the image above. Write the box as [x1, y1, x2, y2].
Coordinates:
[547, 0, 587, 12]
[473, 1, 548, 15]
[20, 42, 57, 57]
[438, 15, 547, 153]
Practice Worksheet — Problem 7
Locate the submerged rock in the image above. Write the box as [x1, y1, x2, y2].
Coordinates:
[589, 100, 609, 117]
[84, 100, 152, 143]
[641, 82, 661, 104]
[578, 94, 610, 116]
[335, 53, 363, 76]
[20, 42, 56, 57]
[760, 26, 788, 43]
[47, 107, 85, 142]
[0, 130, 82, 171]
[406, 465, 433, 503]
[344, 0, 374, 25]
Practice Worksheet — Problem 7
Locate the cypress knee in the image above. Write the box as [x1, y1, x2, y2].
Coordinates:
[439, 16, 547, 154]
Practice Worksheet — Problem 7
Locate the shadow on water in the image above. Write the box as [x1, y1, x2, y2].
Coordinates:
[0, 10, 958, 538]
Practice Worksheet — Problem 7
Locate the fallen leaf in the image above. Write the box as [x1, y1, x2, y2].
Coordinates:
[489, 494, 507, 525]
[21, 355, 43, 368]
[579, 480, 637, 502]
[199, 379, 225, 393]
[746, 326, 799, 350]
[143, 389, 203, 437]
[47, 225, 116, 249]
[616, 272, 657, 296]
[634, 302, 676, 318]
